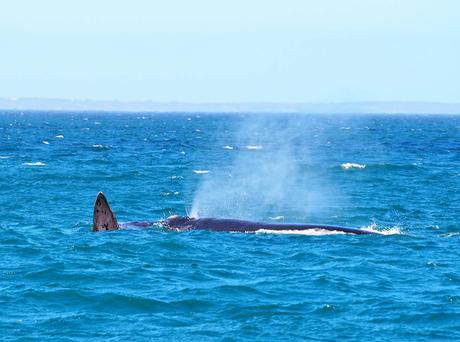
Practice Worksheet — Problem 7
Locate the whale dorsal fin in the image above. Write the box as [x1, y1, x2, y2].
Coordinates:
[93, 192, 119, 232]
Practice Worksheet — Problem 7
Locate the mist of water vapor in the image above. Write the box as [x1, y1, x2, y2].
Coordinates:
[190, 116, 337, 222]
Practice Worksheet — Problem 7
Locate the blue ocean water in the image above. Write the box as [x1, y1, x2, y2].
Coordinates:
[1, 111, 460, 341]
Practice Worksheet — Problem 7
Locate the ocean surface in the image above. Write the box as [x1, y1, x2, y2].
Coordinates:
[1, 111, 459, 341]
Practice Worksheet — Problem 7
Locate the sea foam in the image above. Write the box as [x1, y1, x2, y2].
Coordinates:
[360, 223, 401, 235]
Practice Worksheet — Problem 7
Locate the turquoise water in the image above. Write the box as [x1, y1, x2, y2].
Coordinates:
[1, 111, 460, 340]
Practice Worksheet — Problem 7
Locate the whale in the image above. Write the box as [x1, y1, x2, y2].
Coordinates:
[92, 192, 379, 235]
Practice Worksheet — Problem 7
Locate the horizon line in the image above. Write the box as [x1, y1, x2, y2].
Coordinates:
[1, 97, 460, 114]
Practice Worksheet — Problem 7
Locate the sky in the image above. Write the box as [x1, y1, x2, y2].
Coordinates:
[1, 0, 459, 103]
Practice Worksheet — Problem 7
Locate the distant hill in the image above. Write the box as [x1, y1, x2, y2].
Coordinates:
[1, 97, 459, 114]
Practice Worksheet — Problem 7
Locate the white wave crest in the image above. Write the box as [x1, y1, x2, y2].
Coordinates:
[23, 162, 46, 166]
[193, 170, 210, 174]
[55, 135, 64, 138]
[440, 232, 460, 238]
[246, 145, 263, 150]
[42, 140, 50, 145]
[161, 191, 180, 196]
[341, 162, 366, 170]
[222, 145, 234, 150]
[269, 216, 285, 221]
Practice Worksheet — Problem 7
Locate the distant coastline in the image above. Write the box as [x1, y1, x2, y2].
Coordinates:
[1, 97, 460, 114]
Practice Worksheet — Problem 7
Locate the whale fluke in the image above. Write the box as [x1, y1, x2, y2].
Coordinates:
[93, 192, 119, 232]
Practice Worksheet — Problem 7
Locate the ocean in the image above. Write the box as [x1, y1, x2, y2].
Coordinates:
[1, 111, 459, 341]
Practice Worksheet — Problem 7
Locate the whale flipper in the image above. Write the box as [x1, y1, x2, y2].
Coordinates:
[93, 192, 119, 232]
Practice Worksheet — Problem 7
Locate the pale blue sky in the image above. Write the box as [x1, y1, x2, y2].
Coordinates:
[1, 0, 459, 103]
